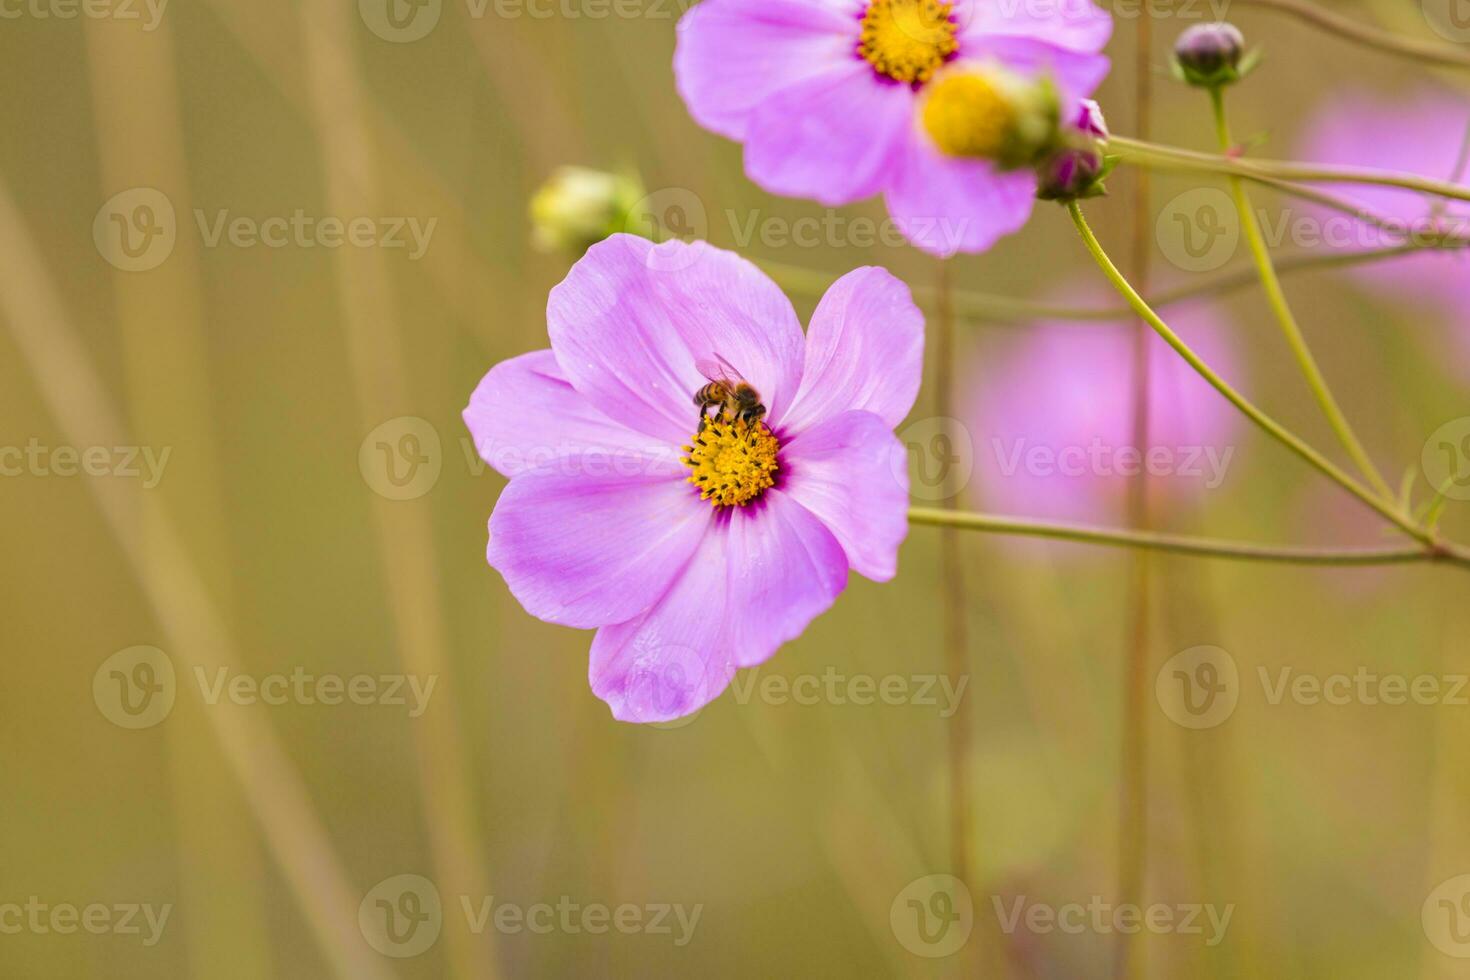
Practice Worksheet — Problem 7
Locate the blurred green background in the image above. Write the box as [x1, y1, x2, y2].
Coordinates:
[1, 0, 1469, 976]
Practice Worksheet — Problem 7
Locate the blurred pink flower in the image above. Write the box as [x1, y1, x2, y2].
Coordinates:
[673, 0, 1111, 256]
[464, 235, 922, 722]
[962, 303, 1244, 535]
[1296, 88, 1470, 377]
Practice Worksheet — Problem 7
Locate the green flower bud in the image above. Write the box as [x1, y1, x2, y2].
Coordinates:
[529, 166, 645, 256]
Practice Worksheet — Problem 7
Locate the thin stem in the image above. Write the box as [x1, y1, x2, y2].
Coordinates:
[908, 508, 1469, 570]
[1209, 87, 1397, 502]
[1115, 18, 1154, 976]
[757, 240, 1462, 326]
[1066, 201, 1431, 545]
[1110, 135, 1470, 206]
[1231, 0, 1470, 71]
[933, 258, 975, 937]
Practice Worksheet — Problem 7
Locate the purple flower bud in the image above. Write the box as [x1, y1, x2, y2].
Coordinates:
[1036, 100, 1110, 202]
[1075, 99, 1109, 141]
[1173, 23, 1247, 88]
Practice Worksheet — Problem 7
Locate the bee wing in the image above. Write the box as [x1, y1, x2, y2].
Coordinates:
[694, 352, 742, 383]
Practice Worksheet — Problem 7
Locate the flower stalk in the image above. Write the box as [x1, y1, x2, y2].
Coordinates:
[1065, 201, 1429, 543]
[1207, 84, 1397, 502]
[1108, 135, 1470, 205]
[908, 508, 1470, 571]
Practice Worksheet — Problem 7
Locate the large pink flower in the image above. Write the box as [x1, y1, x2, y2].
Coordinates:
[673, 0, 1112, 256]
[464, 235, 923, 722]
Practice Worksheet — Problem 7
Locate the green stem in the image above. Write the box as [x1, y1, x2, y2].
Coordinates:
[1066, 200, 1430, 545]
[908, 508, 1470, 570]
[1231, 0, 1470, 71]
[1110, 135, 1470, 205]
[1209, 87, 1397, 502]
[755, 240, 1463, 326]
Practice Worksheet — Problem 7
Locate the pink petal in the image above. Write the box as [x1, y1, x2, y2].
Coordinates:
[884, 135, 1038, 257]
[953, 0, 1112, 53]
[781, 267, 925, 434]
[724, 490, 849, 666]
[487, 466, 710, 629]
[548, 235, 806, 443]
[966, 37, 1111, 102]
[588, 527, 734, 723]
[463, 350, 679, 478]
[589, 492, 849, 722]
[744, 63, 915, 207]
[674, 0, 860, 142]
[781, 410, 910, 581]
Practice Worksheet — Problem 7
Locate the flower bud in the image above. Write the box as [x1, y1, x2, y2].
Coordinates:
[920, 65, 1060, 170]
[1172, 23, 1249, 89]
[1036, 100, 1113, 203]
[529, 166, 645, 256]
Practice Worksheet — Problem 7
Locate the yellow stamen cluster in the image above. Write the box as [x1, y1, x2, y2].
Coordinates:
[858, 0, 958, 85]
[683, 418, 780, 508]
[920, 70, 1017, 159]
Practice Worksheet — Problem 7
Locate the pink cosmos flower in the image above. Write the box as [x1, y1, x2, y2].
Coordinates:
[963, 301, 1243, 536]
[673, 0, 1112, 257]
[1296, 88, 1470, 379]
[464, 234, 923, 722]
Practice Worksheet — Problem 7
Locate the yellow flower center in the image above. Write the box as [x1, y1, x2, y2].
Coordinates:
[858, 0, 959, 85]
[683, 418, 780, 508]
[920, 70, 1017, 159]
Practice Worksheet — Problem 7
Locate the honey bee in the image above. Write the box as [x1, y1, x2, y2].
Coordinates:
[693, 354, 766, 430]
